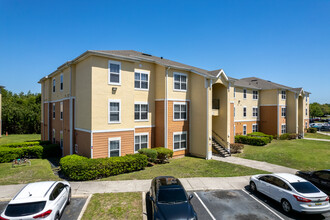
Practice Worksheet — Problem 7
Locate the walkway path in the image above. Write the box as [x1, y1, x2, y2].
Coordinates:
[212, 156, 298, 174]
[304, 138, 330, 142]
[318, 131, 330, 136]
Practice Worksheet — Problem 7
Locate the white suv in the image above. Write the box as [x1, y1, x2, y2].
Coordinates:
[0, 181, 71, 220]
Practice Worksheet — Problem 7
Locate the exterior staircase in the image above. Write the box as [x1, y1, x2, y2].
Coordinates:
[212, 131, 231, 157]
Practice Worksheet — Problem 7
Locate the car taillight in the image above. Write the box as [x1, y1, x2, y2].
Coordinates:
[33, 210, 52, 219]
[293, 195, 312, 202]
[0, 216, 9, 220]
[326, 196, 329, 202]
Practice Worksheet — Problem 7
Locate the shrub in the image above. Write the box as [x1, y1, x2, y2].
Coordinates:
[154, 147, 173, 163]
[0, 141, 40, 148]
[138, 148, 158, 162]
[307, 128, 317, 133]
[280, 133, 298, 140]
[247, 132, 273, 143]
[230, 143, 244, 154]
[0, 145, 43, 163]
[60, 154, 148, 181]
[42, 144, 62, 158]
[235, 135, 269, 146]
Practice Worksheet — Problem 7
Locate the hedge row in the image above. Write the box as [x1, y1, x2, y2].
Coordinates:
[138, 147, 174, 163]
[60, 154, 148, 181]
[279, 133, 298, 140]
[307, 128, 317, 133]
[235, 135, 269, 146]
[247, 132, 273, 143]
[0, 144, 61, 163]
[0, 140, 52, 148]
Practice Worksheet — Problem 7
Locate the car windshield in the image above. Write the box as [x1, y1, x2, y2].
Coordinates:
[158, 188, 187, 203]
[291, 182, 320, 193]
[5, 201, 46, 217]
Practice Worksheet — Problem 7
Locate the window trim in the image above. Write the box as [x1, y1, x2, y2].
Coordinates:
[173, 102, 187, 121]
[252, 124, 258, 133]
[252, 107, 258, 117]
[134, 132, 149, 153]
[243, 89, 247, 99]
[253, 90, 258, 100]
[52, 129, 55, 144]
[108, 137, 121, 157]
[173, 72, 188, 92]
[134, 69, 150, 91]
[243, 106, 247, 118]
[281, 123, 286, 134]
[60, 74, 63, 91]
[108, 99, 121, 124]
[282, 107, 286, 117]
[52, 78, 56, 93]
[108, 60, 121, 85]
[52, 103, 55, 119]
[173, 131, 187, 151]
[60, 130, 63, 149]
[134, 102, 149, 122]
[305, 108, 308, 116]
[60, 102, 63, 120]
[243, 124, 247, 135]
[281, 90, 286, 100]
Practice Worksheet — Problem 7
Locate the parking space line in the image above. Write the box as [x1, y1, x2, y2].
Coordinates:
[242, 189, 284, 220]
[193, 192, 216, 220]
[77, 194, 92, 220]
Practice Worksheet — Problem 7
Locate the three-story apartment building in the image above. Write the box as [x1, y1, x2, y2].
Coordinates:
[39, 50, 310, 159]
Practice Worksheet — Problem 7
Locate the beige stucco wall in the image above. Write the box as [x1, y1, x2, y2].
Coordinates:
[259, 90, 277, 105]
[167, 69, 191, 100]
[212, 83, 228, 145]
[155, 64, 165, 100]
[286, 91, 297, 133]
[49, 67, 71, 101]
[233, 87, 260, 121]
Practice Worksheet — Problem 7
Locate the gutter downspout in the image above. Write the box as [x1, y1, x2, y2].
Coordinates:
[165, 67, 170, 148]
[69, 65, 73, 155]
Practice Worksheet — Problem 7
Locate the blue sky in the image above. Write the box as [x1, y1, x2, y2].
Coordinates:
[0, 0, 329, 103]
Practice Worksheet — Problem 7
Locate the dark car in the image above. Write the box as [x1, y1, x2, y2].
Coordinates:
[149, 176, 197, 220]
[296, 170, 330, 195]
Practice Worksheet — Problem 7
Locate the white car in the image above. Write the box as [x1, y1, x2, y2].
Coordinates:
[0, 181, 71, 220]
[250, 173, 330, 214]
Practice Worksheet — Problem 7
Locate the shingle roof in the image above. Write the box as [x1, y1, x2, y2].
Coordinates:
[235, 77, 293, 90]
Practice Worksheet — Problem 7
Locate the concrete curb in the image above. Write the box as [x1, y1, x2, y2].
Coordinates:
[77, 194, 93, 220]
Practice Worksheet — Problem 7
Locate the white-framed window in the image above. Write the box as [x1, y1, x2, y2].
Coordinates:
[135, 103, 148, 121]
[134, 133, 148, 152]
[52, 78, 56, 93]
[234, 125, 236, 136]
[252, 124, 258, 133]
[173, 131, 187, 151]
[60, 102, 63, 120]
[253, 90, 258, 99]
[305, 121, 308, 129]
[60, 74, 63, 91]
[282, 107, 286, 117]
[234, 107, 236, 118]
[52, 129, 55, 144]
[75, 144, 78, 154]
[281, 90, 286, 100]
[108, 100, 121, 123]
[173, 72, 187, 91]
[281, 124, 286, 134]
[234, 88, 236, 98]
[60, 131, 63, 149]
[52, 103, 55, 119]
[243, 89, 247, 99]
[243, 107, 247, 117]
[173, 102, 187, 121]
[108, 137, 121, 157]
[108, 60, 121, 85]
[252, 107, 258, 117]
[305, 108, 308, 116]
[306, 96, 308, 103]
[134, 70, 149, 90]
[243, 125, 247, 135]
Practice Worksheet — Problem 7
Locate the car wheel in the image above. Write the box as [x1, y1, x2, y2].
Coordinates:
[67, 189, 71, 205]
[250, 181, 257, 192]
[281, 199, 292, 213]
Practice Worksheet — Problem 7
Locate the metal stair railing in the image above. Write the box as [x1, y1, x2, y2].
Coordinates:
[212, 130, 231, 155]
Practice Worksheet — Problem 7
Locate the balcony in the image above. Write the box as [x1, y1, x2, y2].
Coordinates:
[212, 99, 220, 116]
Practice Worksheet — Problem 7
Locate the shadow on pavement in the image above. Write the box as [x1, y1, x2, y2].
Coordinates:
[145, 192, 152, 220]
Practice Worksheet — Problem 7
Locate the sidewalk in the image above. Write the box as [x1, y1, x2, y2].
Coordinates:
[212, 156, 298, 174]
[318, 131, 330, 136]
[304, 138, 330, 142]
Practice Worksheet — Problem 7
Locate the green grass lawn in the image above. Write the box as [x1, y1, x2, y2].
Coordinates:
[305, 133, 330, 140]
[0, 134, 41, 145]
[101, 156, 268, 181]
[82, 193, 142, 220]
[236, 139, 330, 171]
[0, 159, 60, 185]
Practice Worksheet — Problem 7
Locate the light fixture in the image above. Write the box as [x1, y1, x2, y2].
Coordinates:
[112, 87, 117, 94]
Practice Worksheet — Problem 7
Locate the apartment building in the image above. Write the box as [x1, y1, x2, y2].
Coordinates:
[0, 85, 3, 137]
[39, 50, 309, 159]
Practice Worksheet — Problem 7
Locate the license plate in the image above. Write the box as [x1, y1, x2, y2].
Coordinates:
[315, 202, 322, 206]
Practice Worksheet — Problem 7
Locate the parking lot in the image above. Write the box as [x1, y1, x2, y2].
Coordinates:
[0, 197, 87, 220]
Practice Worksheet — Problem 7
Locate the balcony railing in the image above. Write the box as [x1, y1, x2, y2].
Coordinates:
[212, 99, 220, 110]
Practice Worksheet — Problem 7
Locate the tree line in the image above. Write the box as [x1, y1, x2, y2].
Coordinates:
[1, 88, 41, 134]
[309, 103, 330, 118]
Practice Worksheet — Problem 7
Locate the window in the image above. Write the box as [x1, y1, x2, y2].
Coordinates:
[135, 103, 148, 121]
[305, 122, 308, 129]
[243, 125, 247, 135]
[108, 100, 121, 123]
[243, 107, 247, 117]
[75, 144, 78, 154]
[281, 90, 286, 100]
[282, 107, 286, 117]
[173, 103, 187, 120]
[243, 89, 247, 99]
[108, 60, 121, 85]
[234, 107, 235, 118]
[108, 137, 121, 157]
[60, 102, 63, 120]
[60, 131, 63, 149]
[134, 133, 148, 152]
[134, 71, 149, 90]
[305, 108, 308, 116]
[234, 125, 236, 136]
[234, 88, 236, 98]
[52, 78, 56, 92]
[253, 90, 258, 99]
[173, 132, 187, 151]
[252, 124, 258, 132]
[60, 74, 63, 91]
[306, 96, 308, 103]
[52, 103, 55, 119]
[252, 107, 258, 117]
[281, 124, 286, 134]
[52, 129, 55, 144]
[173, 72, 187, 91]
[50, 183, 65, 201]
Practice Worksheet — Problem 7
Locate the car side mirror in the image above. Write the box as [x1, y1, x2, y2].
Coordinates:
[189, 194, 194, 200]
[150, 196, 154, 202]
